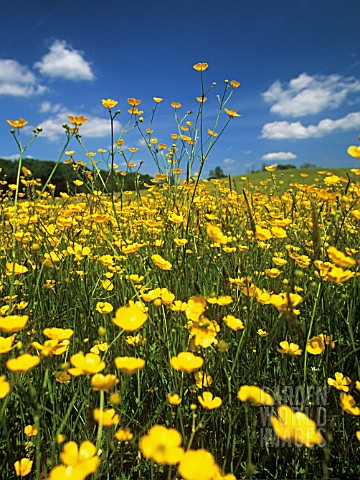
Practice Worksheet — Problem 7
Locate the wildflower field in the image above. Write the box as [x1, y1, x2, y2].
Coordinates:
[1, 63, 360, 480]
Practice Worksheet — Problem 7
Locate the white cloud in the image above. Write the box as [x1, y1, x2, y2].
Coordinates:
[261, 111, 360, 140]
[33, 112, 121, 141]
[0, 59, 46, 96]
[39, 101, 64, 114]
[262, 73, 360, 117]
[0, 154, 33, 161]
[262, 152, 297, 161]
[223, 158, 235, 165]
[34, 40, 94, 81]
[81, 117, 121, 138]
[137, 138, 147, 147]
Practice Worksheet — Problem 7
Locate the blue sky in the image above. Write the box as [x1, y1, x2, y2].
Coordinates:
[1, 0, 360, 176]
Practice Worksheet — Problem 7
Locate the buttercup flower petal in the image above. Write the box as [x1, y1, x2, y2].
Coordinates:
[140, 425, 184, 465]
[170, 352, 204, 373]
[0, 376, 10, 398]
[0, 315, 28, 333]
[14, 458, 33, 477]
[178, 449, 217, 480]
[238, 385, 274, 406]
[114, 356, 145, 375]
[112, 302, 147, 331]
[271, 405, 323, 447]
[6, 354, 40, 373]
[347, 146, 360, 158]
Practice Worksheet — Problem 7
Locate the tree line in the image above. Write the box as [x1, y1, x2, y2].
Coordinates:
[0, 157, 152, 196]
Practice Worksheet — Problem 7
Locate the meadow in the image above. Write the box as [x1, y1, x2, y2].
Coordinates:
[1, 63, 360, 479]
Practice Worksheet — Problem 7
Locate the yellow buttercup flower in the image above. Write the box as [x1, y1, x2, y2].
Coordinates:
[198, 391, 222, 410]
[230, 80, 240, 88]
[49, 440, 100, 479]
[206, 223, 228, 244]
[170, 352, 204, 373]
[328, 372, 351, 392]
[178, 449, 217, 480]
[96, 302, 113, 314]
[224, 108, 240, 118]
[114, 356, 145, 375]
[208, 129, 218, 137]
[102, 98, 118, 109]
[43, 328, 74, 340]
[68, 352, 105, 376]
[167, 393, 182, 405]
[269, 292, 302, 314]
[93, 408, 120, 426]
[24, 424, 38, 436]
[151, 254, 172, 270]
[91, 373, 119, 391]
[101, 279, 114, 291]
[60, 440, 98, 465]
[67, 115, 88, 126]
[238, 385, 274, 406]
[0, 334, 18, 353]
[327, 246, 356, 268]
[255, 226, 272, 241]
[215, 295, 233, 306]
[140, 425, 184, 465]
[194, 371, 213, 389]
[32, 339, 70, 356]
[271, 226, 287, 238]
[115, 427, 133, 441]
[6, 353, 40, 373]
[265, 267, 282, 278]
[185, 296, 207, 321]
[193, 62, 209, 72]
[347, 145, 360, 158]
[112, 301, 147, 331]
[306, 334, 325, 355]
[188, 316, 219, 348]
[125, 334, 147, 346]
[55, 371, 71, 384]
[277, 341, 303, 356]
[127, 98, 141, 107]
[128, 107, 143, 115]
[222, 315, 244, 331]
[340, 393, 360, 415]
[0, 376, 10, 398]
[0, 315, 29, 333]
[6, 262, 28, 276]
[271, 405, 323, 447]
[90, 342, 108, 355]
[14, 458, 33, 477]
[7, 118, 28, 129]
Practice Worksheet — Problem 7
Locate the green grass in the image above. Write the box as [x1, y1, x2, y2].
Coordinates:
[223, 167, 357, 193]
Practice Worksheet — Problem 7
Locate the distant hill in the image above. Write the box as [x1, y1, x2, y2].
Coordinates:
[229, 167, 357, 193]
